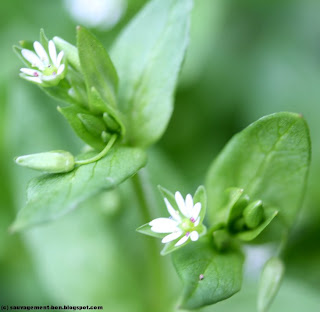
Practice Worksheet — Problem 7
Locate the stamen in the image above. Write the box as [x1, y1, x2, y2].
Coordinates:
[53, 72, 56, 75]
[33, 72, 39, 77]
[199, 274, 204, 280]
[185, 232, 190, 237]
[190, 217, 195, 223]
[48, 64, 51, 68]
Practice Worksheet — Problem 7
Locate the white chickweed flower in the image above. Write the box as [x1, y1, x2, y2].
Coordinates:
[20, 40, 66, 87]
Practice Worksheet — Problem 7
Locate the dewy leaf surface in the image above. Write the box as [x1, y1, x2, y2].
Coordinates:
[11, 147, 147, 231]
[172, 236, 244, 310]
[206, 112, 311, 229]
[111, 0, 193, 147]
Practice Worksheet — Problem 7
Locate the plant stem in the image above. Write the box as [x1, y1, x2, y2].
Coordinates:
[75, 134, 117, 166]
[132, 170, 166, 312]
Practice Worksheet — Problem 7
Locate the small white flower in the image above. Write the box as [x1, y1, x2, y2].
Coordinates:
[20, 40, 66, 87]
[150, 191, 203, 247]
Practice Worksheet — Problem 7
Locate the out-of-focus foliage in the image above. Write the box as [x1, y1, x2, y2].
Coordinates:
[0, 0, 320, 311]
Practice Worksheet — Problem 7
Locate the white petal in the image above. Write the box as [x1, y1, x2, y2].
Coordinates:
[57, 64, 65, 75]
[164, 198, 181, 222]
[56, 51, 64, 67]
[191, 202, 202, 220]
[161, 231, 182, 244]
[175, 235, 189, 247]
[23, 76, 43, 84]
[41, 75, 57, 82]
[175, 191, 190, 218]
[21, 49, 44, 69]
[185, 194, 193, 212]
[20, 68, 41, 77]
[190, 231, 199, 241]
[149, 218, 178, 233]
[194, 217, 200, 227]
[49, 40, 57, 65]
[33, 41, 49, 64]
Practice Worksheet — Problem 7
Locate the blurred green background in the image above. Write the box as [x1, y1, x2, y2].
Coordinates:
[0, 0, 319, 311]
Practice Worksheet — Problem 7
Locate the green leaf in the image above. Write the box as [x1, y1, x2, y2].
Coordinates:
[236, 207, 278, 241]
[57, 105, 105, 150]
[111, 0, 193, 147]
[10, 146, 147, 232]
[258, 257, 285, 312]
[206, 112, 311, 230]
[77, 26, 118, 109]
[172, 236, 244, 309]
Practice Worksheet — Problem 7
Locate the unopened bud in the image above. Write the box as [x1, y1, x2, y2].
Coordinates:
[77, 113, 106, 137]
[15, 150, 75, 173]
[103, 112, 120, 132]
[101, 131, 112, 143]
[243, 200, 264, 229]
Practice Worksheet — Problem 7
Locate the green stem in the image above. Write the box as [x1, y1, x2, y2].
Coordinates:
[75, 134, 117, 166]
[132, 171, 167, 312]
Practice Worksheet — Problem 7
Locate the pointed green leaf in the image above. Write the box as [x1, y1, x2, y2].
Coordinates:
[258, 257, 285, 312]
[172, 236, 244, 309]
[111, 0, 193, 147]
[206, 113, 311, 231]
[10, 146, 147, 232]
[77, 26, 118, 109]
[58, 105, 105, 150]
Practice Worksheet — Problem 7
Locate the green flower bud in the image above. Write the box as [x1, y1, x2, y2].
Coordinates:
[77, 113, 106, 137]
[258, 257, 285, 312]
[101, 131, 112, 143]
[103, 112, 120, 132]
[15, 150, 75, 173]
[243, 200, 264, 229]
[232, 217, 246, 232]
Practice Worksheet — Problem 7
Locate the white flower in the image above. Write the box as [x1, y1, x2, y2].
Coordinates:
[20, 40, 66, 87]
[149, 191, 203, 247]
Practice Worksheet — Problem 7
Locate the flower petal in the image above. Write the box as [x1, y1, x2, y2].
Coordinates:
[21, 49, 43, 70]
[194, 217, 200, 227]
[164, 198, 181, 222]
[149, 218, 178, 233]
[33, 41, 49, 64]
[175, 234, 189, 247]
[49, 40, 57, 65]
[161, 231, 182, 244]
[175, 191, 190, 218]
[57, 64, 65, 75]
[20, 68, 41, 77]
[191, 202, 202, 220]
[21, 75, 43, 84]
[190, 231, 199, 241]
[56, 51, 64, 67]
[185, 194, 193, 212]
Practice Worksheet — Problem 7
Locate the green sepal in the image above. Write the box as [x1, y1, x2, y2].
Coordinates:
[103, 112, 120, 132]
[15, 150, 75, 173]
[101, 131, 111, 143]
[236, 207, 278, 241]
[67, 67, 88, 108]
[193, 185, 207, 223]
[136, 223, 167, 239]
[57, 105, 105, 150]
[53, 36, 81, 73]
[77, 26, 118, 109]
[18, 40, 34, 50]
[77, 113, 106, 137]
[243, 200, 264, 229]
[157, 185, 179, 212]
[258, 257, 285, 312]
[172, 235, 244, 309]
[40, 28, 49, 52]
[13, 45, 30, 67]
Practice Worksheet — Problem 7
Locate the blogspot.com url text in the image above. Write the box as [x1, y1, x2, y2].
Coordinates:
[1, 306, 103, 311]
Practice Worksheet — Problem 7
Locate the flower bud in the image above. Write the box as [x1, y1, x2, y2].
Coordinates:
[15, 150, 75, 173]
[243, 200, 264, 229]
[212, 229, 230, 251]
[101, 131, 112, 143]
[103, 112, 120, 132]
[258, 257, 285, 312]
[77, 113, 106, 137]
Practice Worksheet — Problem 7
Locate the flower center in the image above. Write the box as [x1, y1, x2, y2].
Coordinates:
[181, 219, 194, 231]
[43, 64, 58, 76]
